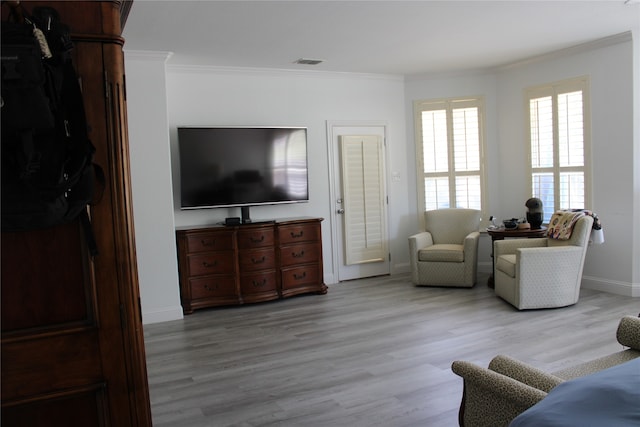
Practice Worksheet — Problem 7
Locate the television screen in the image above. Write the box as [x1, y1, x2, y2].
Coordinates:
[177, 127, 309, 210]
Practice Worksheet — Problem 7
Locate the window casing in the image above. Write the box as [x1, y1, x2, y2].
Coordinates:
[414, 97, 487, 224]
[526, 77, 591, 223]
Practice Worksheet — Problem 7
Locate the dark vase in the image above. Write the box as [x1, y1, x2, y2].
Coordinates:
[527, 212, 543, 229]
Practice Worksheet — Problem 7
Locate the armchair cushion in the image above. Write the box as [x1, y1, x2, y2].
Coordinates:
[419, 244, 464, 262]
[495, 255, 516, 278]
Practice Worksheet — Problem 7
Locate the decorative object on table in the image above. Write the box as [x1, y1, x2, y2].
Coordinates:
[503, 218, 519, 229]
[517, 220, 531, 230]
[488, 215, 499, 230]
[525, 197, 544, 229]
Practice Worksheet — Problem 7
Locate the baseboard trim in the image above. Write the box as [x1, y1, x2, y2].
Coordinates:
[582, 275, 640, 297]
[393, 262, 411, 275]
[143, 305, 184, 325]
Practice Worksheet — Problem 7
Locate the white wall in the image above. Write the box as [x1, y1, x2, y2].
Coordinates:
[126, 63, 409, 323]
[495, 35, 635, 294]
[126, 34, 638, 324]
[166, 66, 409, 285]
[404, 34, 637, 294]
[125, 51, 184, 324]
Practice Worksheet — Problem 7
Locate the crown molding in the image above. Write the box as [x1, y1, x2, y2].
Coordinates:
[124, 50, 174, 63]
[495, 31, 632, 72]
[166, 63, 404, 82]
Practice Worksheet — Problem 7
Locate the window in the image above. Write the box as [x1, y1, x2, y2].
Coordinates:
[414, 97, 486, 220]
[526, 77, 591, 222]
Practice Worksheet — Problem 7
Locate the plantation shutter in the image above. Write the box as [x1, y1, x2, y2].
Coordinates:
[340, 135, 387, 265]
[417, 99, 484, 213]
[528, 78, 588, 222]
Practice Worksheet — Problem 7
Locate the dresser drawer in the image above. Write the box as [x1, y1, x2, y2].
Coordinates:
[238, 248, 276, 272]
[278, 223, 320, 245]
[188, 251, 235, 276]
[279, 242, 320, 267]
[237, 227, 275, 249]
[189, 275, 238, 300]
[239, 270, 278, 295]
[184, 230, 234, 253]
[280, 264, 321, 290]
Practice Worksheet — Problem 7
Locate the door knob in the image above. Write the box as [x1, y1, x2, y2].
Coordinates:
[337, 209, 345, 214]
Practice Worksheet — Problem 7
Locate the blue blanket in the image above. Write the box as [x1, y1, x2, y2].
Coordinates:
[510, 358, 640, 427]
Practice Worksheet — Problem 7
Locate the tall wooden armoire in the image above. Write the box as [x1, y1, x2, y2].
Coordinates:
[1, 1, 152, 425]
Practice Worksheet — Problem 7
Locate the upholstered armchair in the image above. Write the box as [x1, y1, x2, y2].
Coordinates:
[408, 208, 481, 287]
[451, 316, 640, 427]
[493, 214, 593, 310]
[451, 355, 562, 427]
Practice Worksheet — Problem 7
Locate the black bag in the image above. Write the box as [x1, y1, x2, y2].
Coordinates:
[1, 5, 102, 254]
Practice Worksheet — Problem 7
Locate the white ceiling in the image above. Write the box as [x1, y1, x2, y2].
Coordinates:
[122, 1, 640, 76]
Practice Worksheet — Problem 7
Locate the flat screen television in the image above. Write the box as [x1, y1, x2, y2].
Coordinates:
[177, 127, 309, 218]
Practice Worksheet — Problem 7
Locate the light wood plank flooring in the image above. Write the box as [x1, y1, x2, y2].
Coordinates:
[144, 273, 639, 426]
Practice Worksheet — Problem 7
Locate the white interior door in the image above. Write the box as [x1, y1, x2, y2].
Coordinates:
[327, 123, 390, 282]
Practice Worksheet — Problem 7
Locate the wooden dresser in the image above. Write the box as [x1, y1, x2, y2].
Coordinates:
[176, 218, 327, 313]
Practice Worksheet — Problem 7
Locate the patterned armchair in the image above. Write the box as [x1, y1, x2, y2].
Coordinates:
[408, 208, 481, 287]
[494, 214, 593, 310]
[451, 316, 640, 427]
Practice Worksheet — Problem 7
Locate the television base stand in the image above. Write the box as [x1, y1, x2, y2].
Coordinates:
[241, 206, 251, 223]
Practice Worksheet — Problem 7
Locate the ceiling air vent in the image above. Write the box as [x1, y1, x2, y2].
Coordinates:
[294, 58, 324, 65]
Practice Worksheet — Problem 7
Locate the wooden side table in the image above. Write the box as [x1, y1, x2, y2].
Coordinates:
[487, 226, 547, 288]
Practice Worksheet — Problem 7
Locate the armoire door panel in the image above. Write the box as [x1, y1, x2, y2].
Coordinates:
[1, 330, 102, 401]
[2, 385, 108, 427]
[1, 221, 95, 333]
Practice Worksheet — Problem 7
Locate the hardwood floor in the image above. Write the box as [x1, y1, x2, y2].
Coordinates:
[144, 273, 639, 426]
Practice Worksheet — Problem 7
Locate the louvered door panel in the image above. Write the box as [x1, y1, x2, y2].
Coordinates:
[340, 135, 387, 265]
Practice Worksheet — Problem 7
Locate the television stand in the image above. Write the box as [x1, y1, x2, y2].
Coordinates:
[175, 217, 327, 313]
[241, 206, 251, 223]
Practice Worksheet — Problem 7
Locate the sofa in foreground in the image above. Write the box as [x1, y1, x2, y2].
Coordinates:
[450, 315, 640, 427]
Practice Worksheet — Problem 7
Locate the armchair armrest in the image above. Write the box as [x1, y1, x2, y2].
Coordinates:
[452, 360, 550, 427]
[513, 246, 585, 308]
[517, 245, 584, 274]
[464, 231, 480, 248]
[488, 355, 563, 393]
[617, 316, 640, 350]
[494, 237, 547, 257]
[408, 232, 433, 283]
[408, 231, 433, 252]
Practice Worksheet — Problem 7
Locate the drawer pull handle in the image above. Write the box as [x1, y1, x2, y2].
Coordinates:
[201, 239, 216, 247]
[252, 279, 267, 288]
[204, 284, 219, 291]
[290, 231, 304, 238]
[293, 272, 307, 280]
[292, 250, 305, 258]
[203, 260, 218, 268]
[250, 236, 265, 243]
[252, 256, 266, 264]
